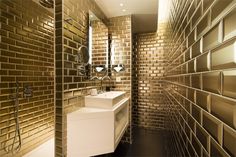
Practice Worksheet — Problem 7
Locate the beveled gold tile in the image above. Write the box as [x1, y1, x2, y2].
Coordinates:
[185, 24, 191, 38]
[223, 125, 236, 156]
[185, 124, 191, 139]
[211, 0, 233, 21]
[211, 95, 236, 129]
[191, 73, 201, 89]
[185, 75, 191, 86]
[188, 1, 196, 20]
[203, 149, 210, 157]
[187, 88, 195, 103]
[192, 39, 201, 58]
[203, 111, 222, 143]
[222, 70, 236, 99]
[188, 59, 195, 73]
[192, 134, 202, 157]
[197, 12, 209, 36]
[184, 99, 191, 112]
[203, 24, 220, 51]
[182, 63, 188, 74]
[188, 114, 195, 131]
[188, 31, 195, 47]
[211, 138, 229, 157]
[196, 123, 210, 152]
[195, 91, 210, 111]
[202, 71, 221, 94]
[187, 140, 196, 156]
[192, 104, 201, 123]
[185, 49, 191, 62]
[211, 40, 236, 70]
[192, 4, 202, 27]
[203, 0, 214, 11]
[196, 52, 210, 72]
[224, 8, 236, 40]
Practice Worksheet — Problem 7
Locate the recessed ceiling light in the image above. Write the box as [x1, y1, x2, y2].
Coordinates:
[120, 3, 124, 6]
[122, 9, 126, 12]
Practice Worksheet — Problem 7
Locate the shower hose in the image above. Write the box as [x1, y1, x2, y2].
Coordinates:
[4, 81, 22, 154]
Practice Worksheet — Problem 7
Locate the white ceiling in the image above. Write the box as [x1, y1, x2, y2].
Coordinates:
[95, 0, 158, 33]
[94, 0, 158, 18]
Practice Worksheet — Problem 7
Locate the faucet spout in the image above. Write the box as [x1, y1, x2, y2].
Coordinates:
[90, 76, 99, 81]
[101, 75, 111, 93]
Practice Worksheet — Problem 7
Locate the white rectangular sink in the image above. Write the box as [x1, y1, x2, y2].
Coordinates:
[85, 91, 126, 108]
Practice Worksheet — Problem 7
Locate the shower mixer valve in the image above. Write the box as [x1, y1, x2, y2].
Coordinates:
[24, 84, 33, 98]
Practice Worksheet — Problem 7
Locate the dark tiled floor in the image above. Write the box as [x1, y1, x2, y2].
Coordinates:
[97, 127, 171, 157]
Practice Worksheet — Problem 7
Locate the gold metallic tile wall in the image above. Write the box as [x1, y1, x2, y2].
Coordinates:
[55, 0, 64, 156]
[0, 0, 54, 156]
[164, 0, 236, 156]
[132, 25, 169, 130]
[55, 0, 109, 156]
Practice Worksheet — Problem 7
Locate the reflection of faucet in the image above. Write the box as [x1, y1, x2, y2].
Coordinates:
[102, 75, 111, 80]
[101, 75, 111, 92]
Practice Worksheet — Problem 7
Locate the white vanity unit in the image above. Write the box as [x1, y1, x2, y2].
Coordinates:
[67, 91, 129, 157]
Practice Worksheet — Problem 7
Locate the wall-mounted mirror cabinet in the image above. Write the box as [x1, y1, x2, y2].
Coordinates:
[89, 11, 109, 77]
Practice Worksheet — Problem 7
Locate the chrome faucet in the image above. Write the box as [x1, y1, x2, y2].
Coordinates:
[90, 76, 99, 81]
[101, 75, 111, 92]
[90, 76, 101, 93]
[90, 76, 111, 93]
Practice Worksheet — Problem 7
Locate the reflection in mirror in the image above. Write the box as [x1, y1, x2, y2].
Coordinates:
[94, 65, 106, 73]
[113, 64, 125, 73]
[89, 11, 109, 77]
[78, 45, 89, 66]
[76, 45, 89, 77]
[110, 34, 125, 73]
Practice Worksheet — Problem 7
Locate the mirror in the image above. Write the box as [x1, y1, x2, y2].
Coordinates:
[89, 11, 109, 77]
[110, 34, 125, 73]
[75, 45, 89, 77]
